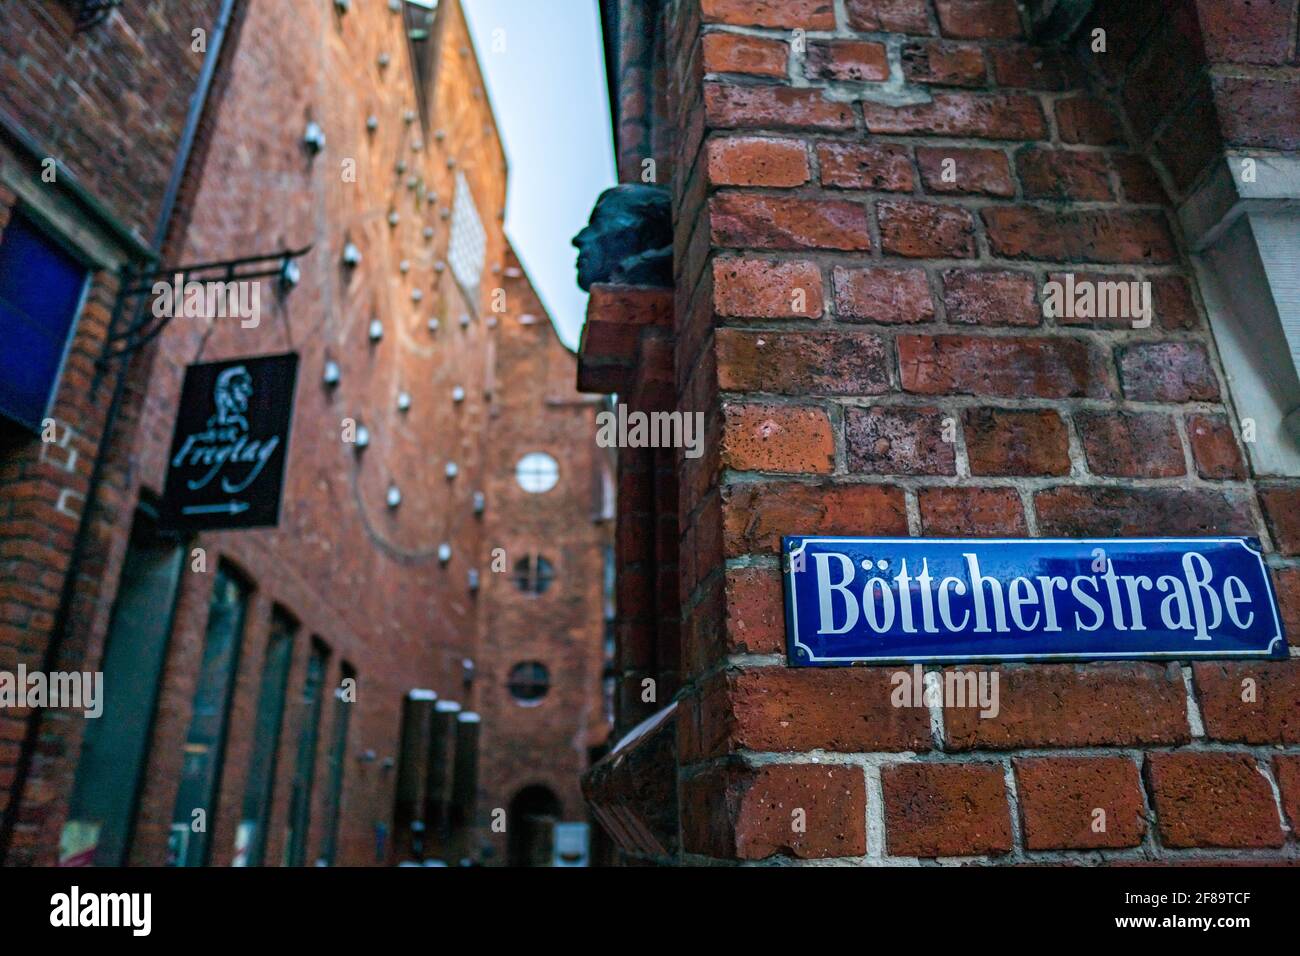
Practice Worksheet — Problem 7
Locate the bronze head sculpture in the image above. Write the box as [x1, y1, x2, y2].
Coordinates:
[572, 184, 672, 290]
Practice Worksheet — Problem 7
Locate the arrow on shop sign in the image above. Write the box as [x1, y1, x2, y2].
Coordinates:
[181, 501, 250, 516]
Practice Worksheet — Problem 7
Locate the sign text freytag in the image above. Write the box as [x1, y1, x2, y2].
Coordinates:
[159, 352, 299, 531]
[783, 536, 1286, 666]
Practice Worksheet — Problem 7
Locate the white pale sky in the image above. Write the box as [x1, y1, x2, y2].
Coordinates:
[462, 0, 616, 350]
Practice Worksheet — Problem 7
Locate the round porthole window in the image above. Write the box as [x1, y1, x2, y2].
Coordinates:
[515, 452, 559, 494]
[508, 661, 550, 703]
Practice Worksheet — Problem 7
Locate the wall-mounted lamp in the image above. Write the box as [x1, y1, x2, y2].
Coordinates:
[472, 491, 485, 516]
[342, 242, 362, 267]
[334, 0, 349, 12]
[451, 385, 465, 403]
[411, 289, 423, 303]
[387, 484, 402, 509]
[388, 210, 400, 227]
[467, 570, 480, 593]
[323, 360, 341, 387]
[427, 318, 440, 333]
[404, 110, 416, 125]
[399, 259, 410, 274]
[368, 318, 384, 342]
[355, 425, 370, 450]
[397, 391, 411, 412]
[445, 462, 458, 479]
[459, 313, 470, 328]
[303, 121, 326, 154]
[378, 52, 391, 69]
[438, 543, 452, 564]
[366, 115, 378, 133]
[423, 226, 434, 240]
[280, 258, 301, 289]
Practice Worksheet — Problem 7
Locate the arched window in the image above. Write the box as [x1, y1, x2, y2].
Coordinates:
[515, 452, 559, 493]
[512, 555, 554, 595]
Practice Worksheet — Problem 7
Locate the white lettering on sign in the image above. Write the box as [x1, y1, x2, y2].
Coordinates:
[812, 551, 1254, 641]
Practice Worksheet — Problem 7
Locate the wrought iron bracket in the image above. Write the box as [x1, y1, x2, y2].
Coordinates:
[91, 245, 312, 396]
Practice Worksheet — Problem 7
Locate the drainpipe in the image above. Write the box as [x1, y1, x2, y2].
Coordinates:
[0, 0, 240, 862]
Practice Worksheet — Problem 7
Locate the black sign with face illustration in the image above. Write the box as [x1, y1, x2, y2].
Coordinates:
[159, 353, 299, 531]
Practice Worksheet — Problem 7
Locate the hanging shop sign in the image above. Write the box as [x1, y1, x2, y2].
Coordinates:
[783, 536, 1286, 666]
[159, 353, 299, 531]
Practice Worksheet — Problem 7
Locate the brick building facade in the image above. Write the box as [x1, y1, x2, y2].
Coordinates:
[0, 0, 611, 867]
[581, 0, 1300, 863]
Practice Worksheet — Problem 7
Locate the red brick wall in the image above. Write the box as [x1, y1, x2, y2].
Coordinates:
[634, 0, 1300, 862]
[3, 0, 608, 867]
[475, 246, 613, 864]
[0, 0, 233, 861]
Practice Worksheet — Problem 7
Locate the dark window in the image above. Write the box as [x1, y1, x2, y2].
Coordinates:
[285, 638, 329, 866]
[169, 563, 250, 867]
[0, 211, 89, 431]
[236, 608, 297, 867]
[319, 662, 355, 865]
[60, 506, 184, 866]
[512, 555, 554, 595]
[507, 662, 550, 703]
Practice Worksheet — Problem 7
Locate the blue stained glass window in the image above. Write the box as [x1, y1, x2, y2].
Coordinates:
[0, 212, 90, 431]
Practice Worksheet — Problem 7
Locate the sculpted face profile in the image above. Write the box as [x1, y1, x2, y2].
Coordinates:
[572, 184, 673, 291]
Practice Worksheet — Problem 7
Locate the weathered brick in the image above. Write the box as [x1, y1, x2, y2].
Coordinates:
[1013, 757, 1146, 850]
[935, 0, 1022, 39]
[724, 567, 783, 655]
[1145, 752, 1284, 849]
[883, 763, 1013, 857]
[963, 407, 1070, 476]
[941, 269, 1039, 325]
[697, 669, 932, 756]
[833, 266, 935, 324]
[918, 486, 1027, 536]
[845, 0, 931, 34]
[862, 93, 1047, 140]
[680, 763, 867, 860]
[817, 142, 914, 192]
[1197, 0, 1295, 65]
[1075, 410, 1185, 478]
[1153, 275, 1200, 330]
[899, 334, 1114, 398]
[846, 405, 957, 476]
[1016, 147, 1113, 201]
[917, 147, 1014, 197]
[878, 200, 976, 258]
[1117, 341, 1219, 401]
[1274, 754, 1300, 832]
[1194, 662, 1300, 745]
[944, 663, 1190, 749]
[715, 328, 890, 395]
[705, 83, 857, 131]
[1186, 414, 1245, 480]
[1034, 486, 1253, 537]
[983, 207, 1177, 264]
[707, 136, 810, 187]
[990, 45, 1077, 90]
[1115, 154, 1167, 205]
[713, 257, 825, 318]
[1054, 96, 1125, 145]
[1272, 566, 1300, 648]
[721, 403, 835, 474]
[701, 0, 836, 29]
[711, 193, 872, 251]
[701, 32, 789, 78]
[805, 40, 889, 83]
[722, 481, 908, 555]
[1258, 488, 1300, 555]
[901, 40, 986, 87]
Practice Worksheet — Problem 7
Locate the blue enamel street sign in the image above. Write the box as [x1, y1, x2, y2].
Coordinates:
[783, 537, 1287, 666]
